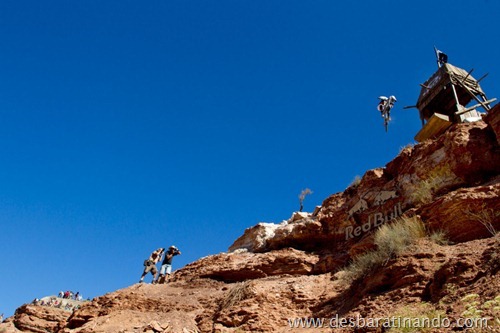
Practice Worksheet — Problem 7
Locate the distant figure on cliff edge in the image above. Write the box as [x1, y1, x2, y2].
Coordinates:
[298, 188, 313, 212]
[139, 247, 165, 284]
[157, 245, 181, 284]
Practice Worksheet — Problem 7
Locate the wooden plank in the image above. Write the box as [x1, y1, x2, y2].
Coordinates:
[456, 80, 491, 111]
[414, 113, 452, 142]
[457, 98, 497, 115]
[461, 68, 474, 84]
[477, 72, 489, 83]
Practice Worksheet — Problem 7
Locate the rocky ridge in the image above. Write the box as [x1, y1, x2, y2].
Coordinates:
[1, 105, 499, 333]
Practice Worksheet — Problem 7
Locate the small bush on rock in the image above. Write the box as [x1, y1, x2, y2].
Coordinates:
[342, 216, 426, 282]
[411, 165, 460, 204]
[220, 281, 254, 310]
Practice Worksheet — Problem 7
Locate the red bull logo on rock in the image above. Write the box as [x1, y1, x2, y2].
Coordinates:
[345, 191, 403, 240]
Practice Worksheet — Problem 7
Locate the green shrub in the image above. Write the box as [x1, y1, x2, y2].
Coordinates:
[411, 165, 460, 204]
[428, 230, 449, 245]
[341, 251, 388, 282]
[387, 303, 445, 333]
[461, 294, 500, 329]
[465, 204, 499, 236]
[342, 216, 425, 282]
[375, 216, 426, 257]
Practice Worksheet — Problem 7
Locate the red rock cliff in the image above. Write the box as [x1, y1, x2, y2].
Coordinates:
[2, 108, 499, 333]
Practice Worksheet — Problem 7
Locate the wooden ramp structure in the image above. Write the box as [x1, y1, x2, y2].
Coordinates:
[414, 113, 452, 142]
[414, 62, 496, 142]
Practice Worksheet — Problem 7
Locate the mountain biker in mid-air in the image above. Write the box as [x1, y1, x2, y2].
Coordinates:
[377, 95, 397, 118]
[377, 95, 397, 131]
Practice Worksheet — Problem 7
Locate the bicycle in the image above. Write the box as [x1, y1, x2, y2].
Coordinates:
[377, 95, 397, 132]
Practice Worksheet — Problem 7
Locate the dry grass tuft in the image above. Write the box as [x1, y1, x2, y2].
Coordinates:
[375, 216, 426, 256]
[347, 175, 362, 190]
[428, 230, 449, 245]
[220, 281, 254, 310]
[465, 204, 499, 236]
[386, 302, 445, 333]
[342, 216, 426, 283]
[411, 165, 460, 204]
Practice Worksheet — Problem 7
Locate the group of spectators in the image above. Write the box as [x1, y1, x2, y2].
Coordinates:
[29, 290, 87, 313]
[58, 290, 83, 301]
[32, 297, 82, 312]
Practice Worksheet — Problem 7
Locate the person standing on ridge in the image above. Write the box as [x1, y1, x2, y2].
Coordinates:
[139, 247, 165, 284]
[157, 245, 181, 284]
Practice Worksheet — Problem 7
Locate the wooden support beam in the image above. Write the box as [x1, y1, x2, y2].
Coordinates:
[456, 98, 497, 115]
[477, 73, 489, 83]
[450, 83, 461, 114]
[461, 68, 474, 84]
[456, 80, 492, 111]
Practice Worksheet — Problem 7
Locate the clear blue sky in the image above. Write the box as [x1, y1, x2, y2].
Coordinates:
[1, 0, 499, 317]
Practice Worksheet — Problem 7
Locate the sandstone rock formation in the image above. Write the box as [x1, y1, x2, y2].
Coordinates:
[1, 304, 70, 333]
[1, 108, 499, 333]
[230, 109, 500, 261]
